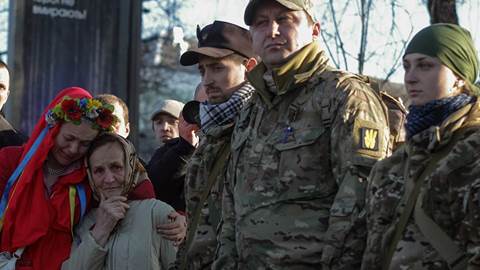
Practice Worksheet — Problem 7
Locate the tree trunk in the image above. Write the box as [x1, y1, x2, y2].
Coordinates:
[427, 0, 459, 24]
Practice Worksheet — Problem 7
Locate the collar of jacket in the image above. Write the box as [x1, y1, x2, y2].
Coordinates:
[202, 122, 235, 138]
[0, 114, 15, 131]
[409, 98, 480, 152]
[247, 41, 329, 108]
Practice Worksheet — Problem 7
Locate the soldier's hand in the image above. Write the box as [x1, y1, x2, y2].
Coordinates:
[157, 210, 187, 246]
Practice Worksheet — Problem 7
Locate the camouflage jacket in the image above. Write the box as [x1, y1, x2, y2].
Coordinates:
[362, 100, 480, 270]
[175, 124, 233, 270]
[212, 42, 390, 270]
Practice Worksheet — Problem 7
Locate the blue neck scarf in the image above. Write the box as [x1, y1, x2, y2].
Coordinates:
[406, 94, 475, 139]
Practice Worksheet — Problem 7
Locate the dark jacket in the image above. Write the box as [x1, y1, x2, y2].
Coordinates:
[146, 137, 195, 212]
[0, 114, 27, 149]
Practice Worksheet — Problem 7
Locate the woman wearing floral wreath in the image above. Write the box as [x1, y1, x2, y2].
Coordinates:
[0, 87, 119, 270]
[62, 132, 176, 270]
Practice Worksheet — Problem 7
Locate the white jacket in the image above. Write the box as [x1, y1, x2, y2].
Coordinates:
[62, 199, 177, 270]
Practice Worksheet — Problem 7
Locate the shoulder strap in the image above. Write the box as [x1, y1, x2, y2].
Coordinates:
[179, 142, 231, 270]
[68, 186, 77, 238]
[0, 127, 49, 229]
[383, 127, 474, 269]
[68, 184, 87, 238]
[76, 184, 87, 221]
[414, 191, 469, 270]
[318, 71, 377, 130]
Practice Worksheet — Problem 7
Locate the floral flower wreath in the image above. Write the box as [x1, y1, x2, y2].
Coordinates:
[46, 96, 119, 131]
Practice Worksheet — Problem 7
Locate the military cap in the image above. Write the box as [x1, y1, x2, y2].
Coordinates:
[244, 0, 317, 26]
[180, 21, 254, 66]
[151, 99, 184, 120]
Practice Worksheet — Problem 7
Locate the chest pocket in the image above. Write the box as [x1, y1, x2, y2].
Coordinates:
[267, 109, 335, 200]
[273, 127, 325, 151]
[266, 83, 337, 200]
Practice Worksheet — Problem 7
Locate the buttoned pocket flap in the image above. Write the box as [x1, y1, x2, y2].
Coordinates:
[273, 127, 325, 151]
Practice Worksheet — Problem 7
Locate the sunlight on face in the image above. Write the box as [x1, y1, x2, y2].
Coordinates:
[249, 0, 319, 68]
[198, 55, 247, 104]
[403, 53, 459, 106]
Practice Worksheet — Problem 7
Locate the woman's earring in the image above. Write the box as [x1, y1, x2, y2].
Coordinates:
[447, 82, 456, 94]
[449, 80, 464, 94]
[454, 80, 465, 93]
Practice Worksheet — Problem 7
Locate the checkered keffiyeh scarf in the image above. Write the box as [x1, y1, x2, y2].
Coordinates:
[200, 82, 254, 133]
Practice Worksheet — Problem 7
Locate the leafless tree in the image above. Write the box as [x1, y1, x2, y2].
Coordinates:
[142, 0, 186, 38]
[318, 0, 414, 82]
[426, 0, 459, 24]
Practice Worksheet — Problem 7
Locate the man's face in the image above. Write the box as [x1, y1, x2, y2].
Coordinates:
[0, 67, 10, 111]
[194, 83, 208, 102]
[198, 55, 247, 104]
[152, 113, 179, 143]
[112, 101, 130, 138]
[250, 0, 318, 68]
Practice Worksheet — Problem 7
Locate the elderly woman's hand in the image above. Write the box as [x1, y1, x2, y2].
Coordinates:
[90, 194, 129, 247]
[157, 211, 187, 246]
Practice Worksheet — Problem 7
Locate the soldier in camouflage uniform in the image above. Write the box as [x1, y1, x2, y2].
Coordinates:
[174, 21, 257, 270]
[362, 24, 480, 270]
[212, 0, 391, 269]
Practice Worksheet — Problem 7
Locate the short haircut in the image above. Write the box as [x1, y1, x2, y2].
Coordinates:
[96, 94, 129, 124]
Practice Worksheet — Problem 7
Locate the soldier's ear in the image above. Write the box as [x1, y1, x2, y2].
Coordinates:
[244, 58, 257, 72]
[312, 22, 320, 40]
[125, 122, 130, 137]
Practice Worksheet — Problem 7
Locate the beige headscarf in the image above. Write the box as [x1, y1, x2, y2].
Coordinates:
[85, 133, 148, 199]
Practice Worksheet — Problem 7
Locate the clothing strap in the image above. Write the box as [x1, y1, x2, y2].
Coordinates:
[179, 142, 231, 270]
[383, 127, 472, 269]
[0, 127, 49, 229]
[76, 184, 87, 220]
[208, 175, 224, 230]
[414, 191, 469, 269]
[69, 186, 76, 238]
[68, 184, 87, 238]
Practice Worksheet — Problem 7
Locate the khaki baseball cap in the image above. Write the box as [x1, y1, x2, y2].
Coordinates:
[244, 0, 316, 26]
[150, 99, 185, 120]
[180, 21, 255, 66]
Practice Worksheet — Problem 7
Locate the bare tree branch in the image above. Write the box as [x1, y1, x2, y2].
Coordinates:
[427, 0, 459, 24]
[328, 0, 349, 70]
[357, 0, 373, 74]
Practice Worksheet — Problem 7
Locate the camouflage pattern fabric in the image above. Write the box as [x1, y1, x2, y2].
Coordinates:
[362, 100, 480, 270]
[174, 124, 233, 270]
[212, 42, 390, 270]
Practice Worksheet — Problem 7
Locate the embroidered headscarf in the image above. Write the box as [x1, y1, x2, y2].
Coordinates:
[0, 87, 111, 270]
[86, 133, 150, 200]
